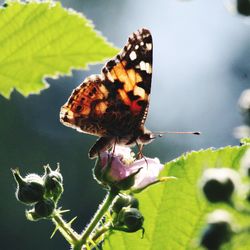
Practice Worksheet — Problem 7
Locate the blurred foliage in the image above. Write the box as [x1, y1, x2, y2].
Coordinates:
[105, 145, 250, 250]
[0, 0, 118, 98]
[237, 0, 250, 16]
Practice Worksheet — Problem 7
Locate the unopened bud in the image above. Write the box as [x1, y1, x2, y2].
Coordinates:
[112, 195, 139, 214]
[118, 207, 144, 232]
[35, 198, 55, 217]
[200, 168, 238, 203]
[43, 165, 63, 202]
[26, 198, 55, 221]
[200, 210, 233, 249]
[12, 169, 44, 204]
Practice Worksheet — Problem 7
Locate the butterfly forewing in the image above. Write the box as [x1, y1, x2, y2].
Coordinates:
[102, 28, 152, 128]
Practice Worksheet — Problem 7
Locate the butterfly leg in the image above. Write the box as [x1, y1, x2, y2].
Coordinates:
[88, 137, 115, 159]
[136, 143, 144, 159]
[135, 141, 148, 166]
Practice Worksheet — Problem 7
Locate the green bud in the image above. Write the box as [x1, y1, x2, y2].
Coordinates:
[26, 209, 42, 221]
[43, 165, 63, 202]
[200, 210, 233, 250]
[118, 207, 144, 232]
[112, 195, 139, 214]
[237, 0, 250, 16]
[203, 178, 234, 203]
[35, 198, 55, 217]
[200, 168, 238, 203]
[12, 169, 44, 204]
[26, 198, 55, 221]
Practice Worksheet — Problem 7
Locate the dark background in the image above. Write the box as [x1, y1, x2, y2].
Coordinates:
[0, 0, 249, 249]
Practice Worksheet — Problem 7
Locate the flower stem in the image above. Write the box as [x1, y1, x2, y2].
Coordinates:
[77, 189, 118, 246]
[52, 210, 79, 245]
[91, 222, 111, 242]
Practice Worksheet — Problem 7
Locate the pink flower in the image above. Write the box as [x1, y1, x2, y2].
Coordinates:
[95, 146, 165, 192]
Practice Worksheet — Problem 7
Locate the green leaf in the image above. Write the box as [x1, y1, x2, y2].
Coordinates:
[104, 145, 250, 250]
[0, 0, 119, 98]
[241, 137, 250, 145]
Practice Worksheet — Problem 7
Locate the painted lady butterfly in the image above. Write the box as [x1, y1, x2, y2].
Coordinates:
[60, 28, 154, 158]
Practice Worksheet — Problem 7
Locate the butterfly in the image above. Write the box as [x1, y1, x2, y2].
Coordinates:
[60, 28, 155, 158]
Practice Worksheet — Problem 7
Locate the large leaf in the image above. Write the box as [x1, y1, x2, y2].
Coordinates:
[104, 145, 250, 250]
[0, 0, 118, 98]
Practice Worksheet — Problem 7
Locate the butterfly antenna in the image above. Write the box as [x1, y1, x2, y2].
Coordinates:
[153, 131, 201, 138]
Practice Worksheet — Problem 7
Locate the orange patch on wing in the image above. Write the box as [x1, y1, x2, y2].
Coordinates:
[95, 101, 108, 115]
[98, 84, 109, 98]
[111, 61, 142, 92]
[118, 89, 131, 106]
[80, 105, 91, 116]
[133, 86, 145, 99]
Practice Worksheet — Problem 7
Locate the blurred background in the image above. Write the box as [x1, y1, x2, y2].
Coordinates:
[0, 0, 250, 249]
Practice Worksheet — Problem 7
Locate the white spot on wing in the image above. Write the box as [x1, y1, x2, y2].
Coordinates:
[134, 86, 145, 98]
[145, 63, 152, 74]
[146, 43, 152, 50]
[139, 61, 146, 71]
[127, 44, 132, 51]
[135, 45, 139, 50]
[129, 51, 137, 61]
[139, 61, 152, 74]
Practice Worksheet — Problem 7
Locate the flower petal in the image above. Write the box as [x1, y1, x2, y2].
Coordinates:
[131, 158, 164, 190]
[97, 146, 164, 191]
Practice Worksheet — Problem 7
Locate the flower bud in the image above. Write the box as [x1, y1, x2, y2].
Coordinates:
[93, 153, 140, 190]
[237, 0, 250, 16]
[117, 207, 144, 232]
[25, 198, 55, 221]
[26, 209, 42, 221]
[35, 198, 55, 217]
[43, 165, 63, 202]
[93, 146, 164, 192]
[200, 210, 233, 249]
[12, 169, 45, 204]
[200, 168, 238, 203]
[112, 194, 139, 213]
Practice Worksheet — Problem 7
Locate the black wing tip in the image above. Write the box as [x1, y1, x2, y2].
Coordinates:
[139, 27, 151, 34]
[134, 28, 152, 38]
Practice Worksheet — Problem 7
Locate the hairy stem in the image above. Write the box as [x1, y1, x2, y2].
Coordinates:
[52, 210, 79, 245]
[91, 222, 111, 243]
[76, 189, 118, 248]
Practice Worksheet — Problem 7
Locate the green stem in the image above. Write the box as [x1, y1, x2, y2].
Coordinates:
[91, 222, 111, 243]
[76, 189, 118, 248]
[52, 210, 79, 245]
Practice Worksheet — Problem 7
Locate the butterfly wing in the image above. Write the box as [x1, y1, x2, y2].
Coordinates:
[60, 28, 153, 138]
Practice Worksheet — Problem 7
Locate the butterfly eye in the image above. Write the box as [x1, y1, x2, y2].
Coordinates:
[138, 133, 155, 144]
